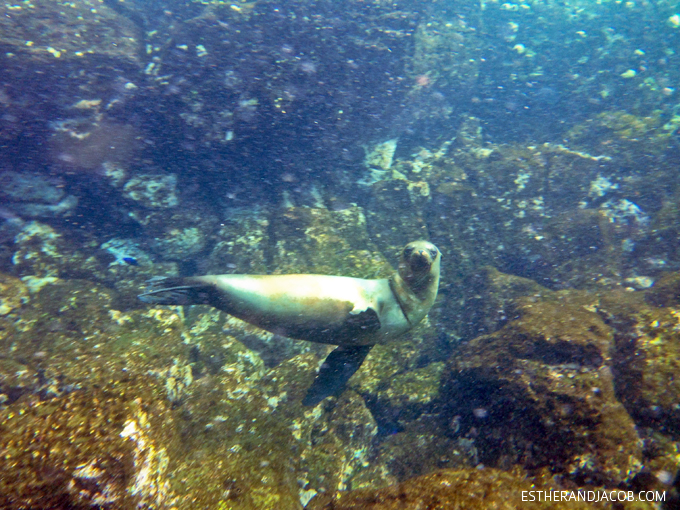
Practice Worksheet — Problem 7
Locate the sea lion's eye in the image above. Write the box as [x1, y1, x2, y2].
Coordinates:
[429, 248, 438, 258]
[404, 247, 414, 257]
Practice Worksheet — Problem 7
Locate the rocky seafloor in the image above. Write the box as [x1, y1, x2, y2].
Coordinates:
[3, 203, 680, 508]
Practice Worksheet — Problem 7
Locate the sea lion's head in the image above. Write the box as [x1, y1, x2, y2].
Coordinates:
[398, 240, 441, 291]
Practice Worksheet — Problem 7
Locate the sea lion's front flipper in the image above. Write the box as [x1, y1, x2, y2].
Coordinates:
[302, 344, 373, 406]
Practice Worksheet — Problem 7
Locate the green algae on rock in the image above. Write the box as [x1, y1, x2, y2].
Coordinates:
[9, 221, 179, 309]
[373, 414, 479, 483]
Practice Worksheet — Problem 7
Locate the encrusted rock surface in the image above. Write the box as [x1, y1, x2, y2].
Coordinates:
[306, 468, 604, 510]
[270, 206, 392, 278]
[0, 272, 386, 509]
[3, 193, 680, 505]
[0, 380, 177, 509]
[1, 269, 680, 507]
[440, 287, 643, 486]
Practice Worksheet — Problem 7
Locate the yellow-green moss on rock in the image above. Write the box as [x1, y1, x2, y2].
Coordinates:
[307, 467, 606, 509]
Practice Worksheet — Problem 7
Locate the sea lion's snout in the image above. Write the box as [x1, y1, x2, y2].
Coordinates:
[410, 250, 432, 271]
[401, 241, 439, 274]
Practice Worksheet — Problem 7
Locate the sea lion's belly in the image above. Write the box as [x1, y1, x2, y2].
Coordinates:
[208, 274, 405, 343]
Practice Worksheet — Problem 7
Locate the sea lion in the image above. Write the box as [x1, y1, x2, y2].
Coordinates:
[138, 240, 441, 406]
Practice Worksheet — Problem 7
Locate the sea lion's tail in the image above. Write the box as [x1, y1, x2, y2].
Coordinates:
[138, 276, 215, 306]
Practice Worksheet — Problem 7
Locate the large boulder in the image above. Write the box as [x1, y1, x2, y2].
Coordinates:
[439, 283, 643, 485]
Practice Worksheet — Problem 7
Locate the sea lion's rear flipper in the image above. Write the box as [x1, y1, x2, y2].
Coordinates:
[138, 276, 215, 306]
[302, 344, 373, 406]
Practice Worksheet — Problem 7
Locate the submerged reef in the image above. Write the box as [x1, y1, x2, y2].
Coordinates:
[1, 108, 679, 506]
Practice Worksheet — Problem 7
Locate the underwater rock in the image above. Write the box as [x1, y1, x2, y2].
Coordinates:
[10, 221, 86, 282]
[409, 15, 480, 96]
[600, 284, 680, 436]
[375, 362, 444, 411]
[210, 205, 392, 281]
[566, 287, 680, 490]
[362, 140, 447, 258]
[306, 467, 596, 509]
[10, 195, 79, 218]
[373, 413, 479, 482]
[0, 0, 140, 65]
[0, 0, 143, 173]
[0, 275, 396, 508]
[0, 380, 178, 509]
[459, 266, 548, 339]
[350, 343, 444, 428]
[363, 114, 664, 299]
[50, 118, 140, 173]
[270, 206, 392, 278]
[152, 226, 206, 259]
[566, 111, 674, 167]
[0, 272, 29, 316]
[8, 221, 176, 307]
[125, 0, 426, 195]
[0, 286, 187, 505]
[206, 207, 270, 275]
[123, 174, 179, 209]
[297, 392, 379, 495]
[427, 137, 629, 289]
[166, 349, 383, 508]
[367, 179, 431, 257]
[644, 271, 680, 307]
[440, 288, 643, 486]
[0, 171, 78, 218]
[222, 312, 325, 368]
[363, 139, 398, 179]
[614, 309, 680, 433]
[127, 207, 218, 263]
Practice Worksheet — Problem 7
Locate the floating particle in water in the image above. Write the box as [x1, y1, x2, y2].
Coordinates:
[415, 74, 432, 87]
[299, 60, 317, 74]
[473, 408, 488, 419]
[656, 470, 674, 484]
